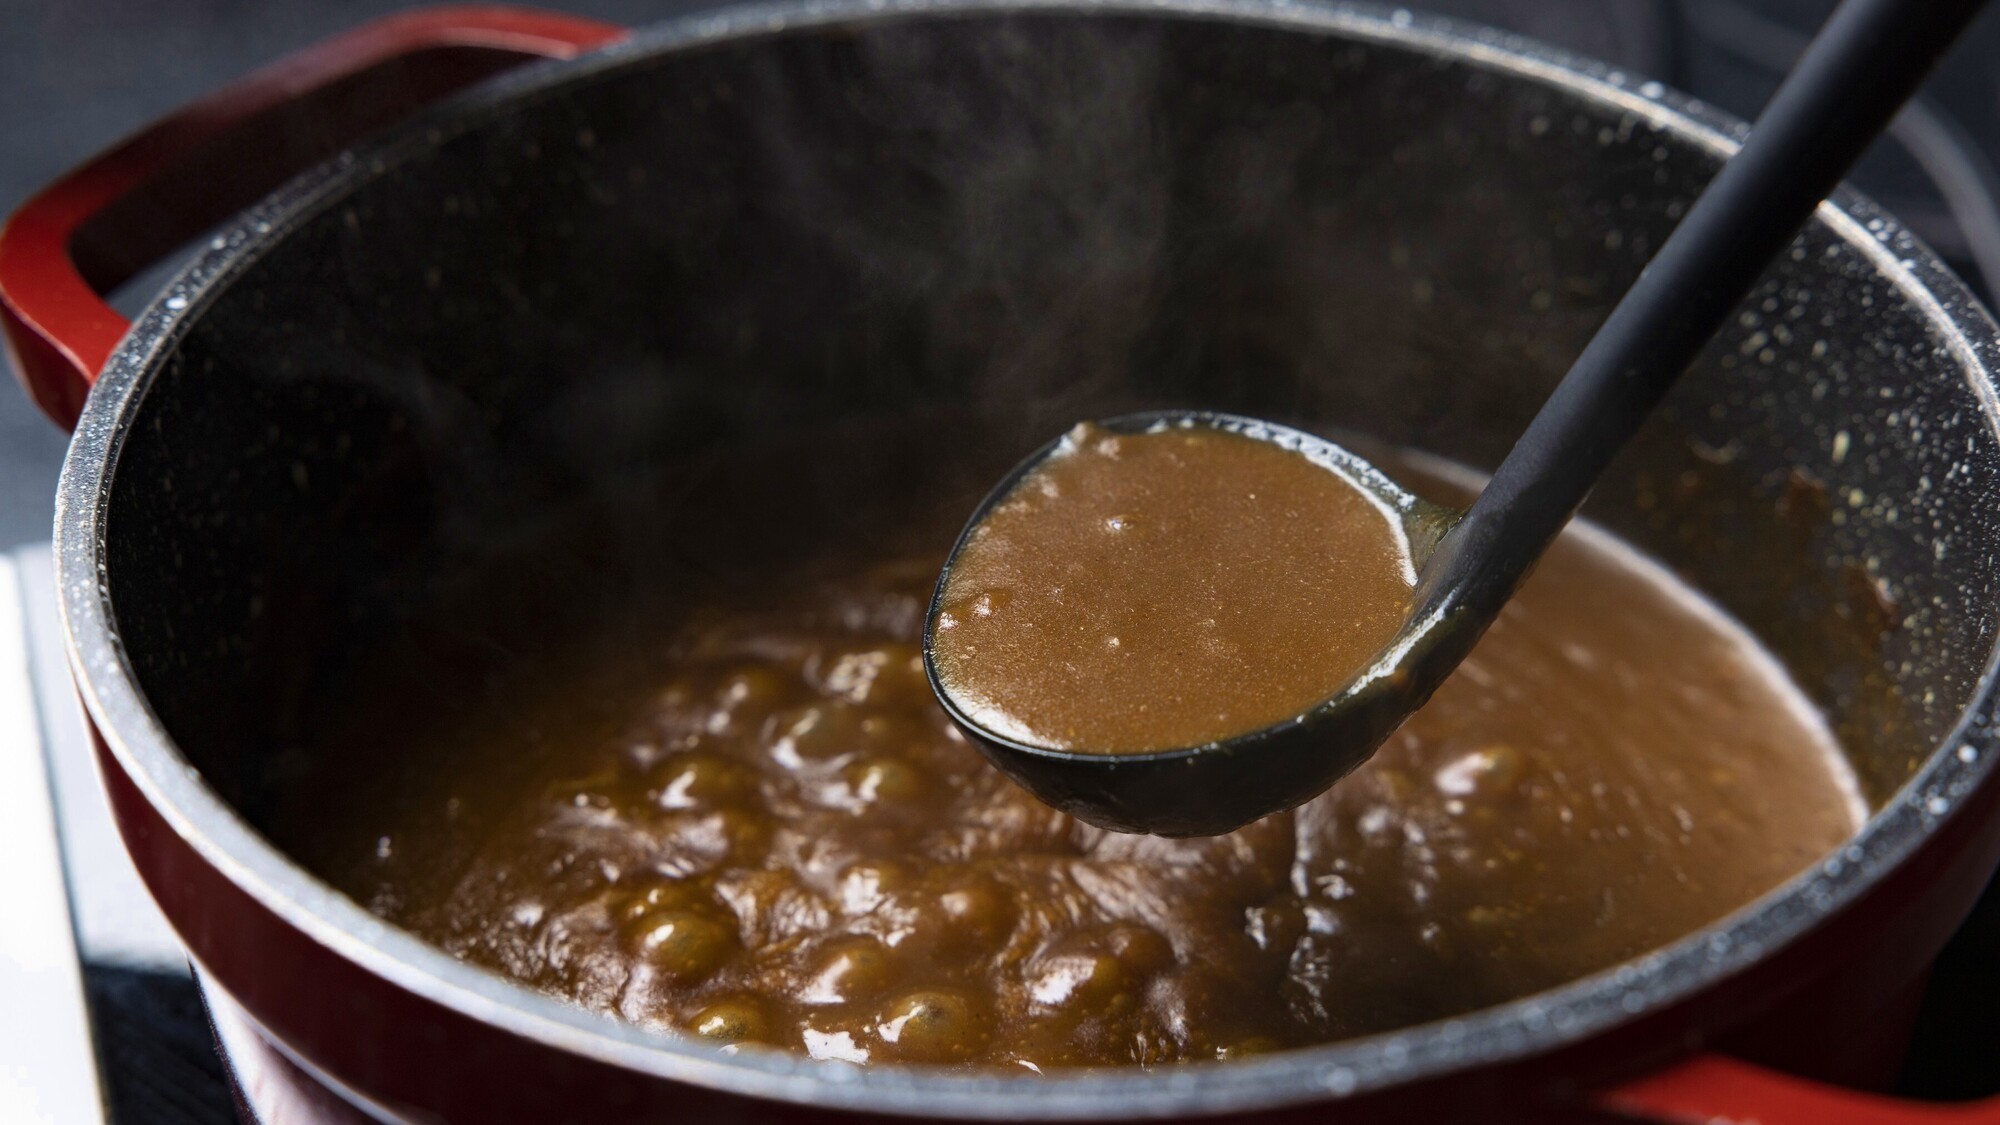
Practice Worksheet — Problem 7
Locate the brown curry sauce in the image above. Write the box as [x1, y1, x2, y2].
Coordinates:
[931, 422, 1416, 752]
[320, 453, 1862, 1068]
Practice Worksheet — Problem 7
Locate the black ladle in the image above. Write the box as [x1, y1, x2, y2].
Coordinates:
[923, 0, 1988, 837]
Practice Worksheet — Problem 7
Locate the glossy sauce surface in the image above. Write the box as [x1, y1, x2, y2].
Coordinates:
[324, 488, 1862, 1069]
[931, 423, 1416, 752]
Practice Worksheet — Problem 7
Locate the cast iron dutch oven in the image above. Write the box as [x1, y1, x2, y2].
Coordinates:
[7, 3, 2000, 1121]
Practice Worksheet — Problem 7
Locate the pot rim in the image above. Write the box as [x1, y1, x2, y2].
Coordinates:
[52, 0, 2000, 1117]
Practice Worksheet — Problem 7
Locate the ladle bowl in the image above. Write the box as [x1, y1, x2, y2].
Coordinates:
[923, 410, 1463, 835]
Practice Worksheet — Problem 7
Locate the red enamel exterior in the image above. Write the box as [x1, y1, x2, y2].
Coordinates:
[14, 7, 2000, 1123]
[1604, 1056, 2000, 1125]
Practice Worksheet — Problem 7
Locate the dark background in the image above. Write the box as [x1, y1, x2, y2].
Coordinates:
[4, 1, 1999, 1121]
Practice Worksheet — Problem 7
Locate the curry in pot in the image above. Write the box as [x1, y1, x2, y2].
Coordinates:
[311, 451, 1861, 1069]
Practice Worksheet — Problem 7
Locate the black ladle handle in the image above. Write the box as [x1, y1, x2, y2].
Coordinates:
[1418, 0, 1988, 620]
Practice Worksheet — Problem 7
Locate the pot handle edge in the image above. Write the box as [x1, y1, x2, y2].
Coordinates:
[0, 5, 627, 432]
[1597, 1052, 2000, 1123]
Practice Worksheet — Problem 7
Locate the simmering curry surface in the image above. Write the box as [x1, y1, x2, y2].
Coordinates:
[931, 422, 1415, 752]
[324, 471, 1862, 1068]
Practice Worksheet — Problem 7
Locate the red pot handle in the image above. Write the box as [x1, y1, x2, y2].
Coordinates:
[0, 5, 627, 431]
[1599, 1053, 2000, 1123]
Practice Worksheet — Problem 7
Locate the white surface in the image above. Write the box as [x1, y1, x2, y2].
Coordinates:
[0, 552, 106, 1123]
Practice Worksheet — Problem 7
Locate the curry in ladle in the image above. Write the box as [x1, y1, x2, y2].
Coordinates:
[929, 420, 1417, 754]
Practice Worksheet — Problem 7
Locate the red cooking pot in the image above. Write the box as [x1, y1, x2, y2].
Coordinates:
[7, 4, 2000, 1122]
